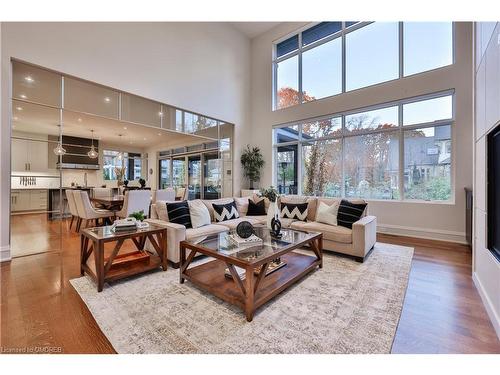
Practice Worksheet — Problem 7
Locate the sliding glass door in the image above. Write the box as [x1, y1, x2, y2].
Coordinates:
[203, 152, 221, 199]
[188, 155, 201, 200]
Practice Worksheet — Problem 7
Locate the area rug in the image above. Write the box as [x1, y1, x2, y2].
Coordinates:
[70, 242, 414, 354]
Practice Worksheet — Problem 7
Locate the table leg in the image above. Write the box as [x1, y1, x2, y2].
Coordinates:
[245, 266, 255, 322]
[318, 235, 323, 269]
[180, 243, 186, 284]
[94, 240, 105, 292]
[80, 235, 85, 276]
[160, 231, 168, 271]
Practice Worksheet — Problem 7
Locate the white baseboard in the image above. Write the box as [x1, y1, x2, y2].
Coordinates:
[0, 245, 11, 262]
[473, 272, 500, 340]
[377, 223, 467, 244]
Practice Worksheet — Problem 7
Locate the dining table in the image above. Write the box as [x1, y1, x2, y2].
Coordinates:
[91, 195, 125, 211]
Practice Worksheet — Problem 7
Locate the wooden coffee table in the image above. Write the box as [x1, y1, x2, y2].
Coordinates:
[180, 226, 322, 322]
[80, 223, 168, 292]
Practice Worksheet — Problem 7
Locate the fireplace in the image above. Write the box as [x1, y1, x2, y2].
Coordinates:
[487, 122, 500, 262]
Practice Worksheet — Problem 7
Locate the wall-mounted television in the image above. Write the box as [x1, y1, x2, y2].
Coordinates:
[487, 122, 500, 262]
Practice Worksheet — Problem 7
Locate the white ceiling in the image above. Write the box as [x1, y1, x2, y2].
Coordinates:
[230, 22, 281, 38]
[11, 100, 217, 150]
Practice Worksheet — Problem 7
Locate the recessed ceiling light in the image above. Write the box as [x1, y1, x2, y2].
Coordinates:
[24, 76, 34, 83]
[123, 126, 127, 130]
[13, 116, 18, 121]
[158, 133, 161, 136]
[19, 94, 27, 99]
[143, 138, 147, 141]
[77, 118, 82, 122]
[16, 106, 23, 111]
[104, 97, 111, 103]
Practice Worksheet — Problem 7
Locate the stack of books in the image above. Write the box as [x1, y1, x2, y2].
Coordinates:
[227, 233, 263, 247]
[110, 218, 137, 232]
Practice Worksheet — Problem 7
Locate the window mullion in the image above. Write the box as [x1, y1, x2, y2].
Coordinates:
[399, 22, 404, 78]
[398, 103, 404, 201]
[298, 33, 303, 104]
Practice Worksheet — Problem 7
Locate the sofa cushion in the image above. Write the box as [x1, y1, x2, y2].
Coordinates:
[315, 201, 340, 226]
[337, 199, 367, 229]
[243, 215, 267, 225]
[252, 194, 270, 210]
[185, 224, 228, 241]
[279, 217, 297, 228]
[234, 196, 251, 216]
[155, 201, 170, 222]
[217, 217, 263, 230]
[247, 198, 266, 216]
[280, 202, 308, 221]
[202, 198, 235, 221]
[166, 201, 192, 228]
[213, 200, 240, 222]
[188, 199, 211, 228]
[279, 195, 317, 221]
[290, 221, 353, 244]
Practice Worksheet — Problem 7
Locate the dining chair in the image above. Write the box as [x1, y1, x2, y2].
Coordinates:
[91, 187, 113, 209]
[175, 187, 187, 201]
[115, 190, 152, 219]
[74, 190, 115, 231]
[65, 189, 80, 231]
[92, 187, 112, 199]
[154, 188, 176, 202]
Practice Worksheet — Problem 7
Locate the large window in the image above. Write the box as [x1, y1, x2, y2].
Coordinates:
[103, 150, 142, 181]
[273, 22, 453, 110]
[346, 22, 399, 91]
[403, 22, 453, 76]
[273, 92, 454, 201]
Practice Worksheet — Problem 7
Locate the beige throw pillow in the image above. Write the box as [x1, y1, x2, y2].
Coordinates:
[315, 201, 340, 226]
[188, 200, 211, 228]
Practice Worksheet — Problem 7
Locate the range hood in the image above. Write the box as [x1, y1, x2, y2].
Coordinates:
[56, 136, 100, 170]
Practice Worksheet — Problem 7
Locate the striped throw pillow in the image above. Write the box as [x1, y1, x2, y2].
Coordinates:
[166, 201, 192, 228]
[337, 200, 367, 229]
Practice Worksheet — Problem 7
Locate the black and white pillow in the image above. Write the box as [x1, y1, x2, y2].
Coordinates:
[246, 198, 266, 216]
[166, 201, 192, 228]
[280, 202, 308, 221]
[212, 200, 239, 222]
[337, 199, 367, 229]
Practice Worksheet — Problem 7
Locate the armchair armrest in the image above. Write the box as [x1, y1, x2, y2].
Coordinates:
[352, 215, 377, 259]
[144, 219, 186, 264]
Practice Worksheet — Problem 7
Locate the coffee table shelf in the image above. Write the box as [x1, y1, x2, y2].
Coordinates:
[180, 227, 322, 321]
[183, 252, 319, 310]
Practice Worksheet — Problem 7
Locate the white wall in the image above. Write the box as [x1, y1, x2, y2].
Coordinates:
[473, 22, 500, 339]
[0, 22, 251, 260]
[249, 22, 474, 243]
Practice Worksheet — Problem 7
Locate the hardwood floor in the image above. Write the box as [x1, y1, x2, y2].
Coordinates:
[1, 214, 499, 354]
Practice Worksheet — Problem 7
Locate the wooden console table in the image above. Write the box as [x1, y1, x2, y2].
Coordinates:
[80, 223, 167, 292]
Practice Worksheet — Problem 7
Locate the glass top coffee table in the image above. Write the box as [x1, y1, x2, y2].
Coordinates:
[179, 226, 323, 322]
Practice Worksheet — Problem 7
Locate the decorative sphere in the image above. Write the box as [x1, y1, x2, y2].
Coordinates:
[236, 221, 254, 238]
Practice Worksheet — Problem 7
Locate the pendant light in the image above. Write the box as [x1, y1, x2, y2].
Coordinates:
[87, 130, 98, 159]
[53, 142, 66, 156]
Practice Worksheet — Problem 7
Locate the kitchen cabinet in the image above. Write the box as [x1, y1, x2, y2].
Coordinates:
[11, 138, 48, 172]
[11, 190, 48, 212]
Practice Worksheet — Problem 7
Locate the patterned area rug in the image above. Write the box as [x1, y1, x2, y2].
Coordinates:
[70, 242, 413, 354]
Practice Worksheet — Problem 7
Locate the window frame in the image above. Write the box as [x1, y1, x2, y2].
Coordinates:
[272, 22, 455, 111]
[272, 90, 455, 203]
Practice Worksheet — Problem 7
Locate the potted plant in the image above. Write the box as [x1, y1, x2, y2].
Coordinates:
[241, 145, 265, 189]
[129, 210, 146, 222]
